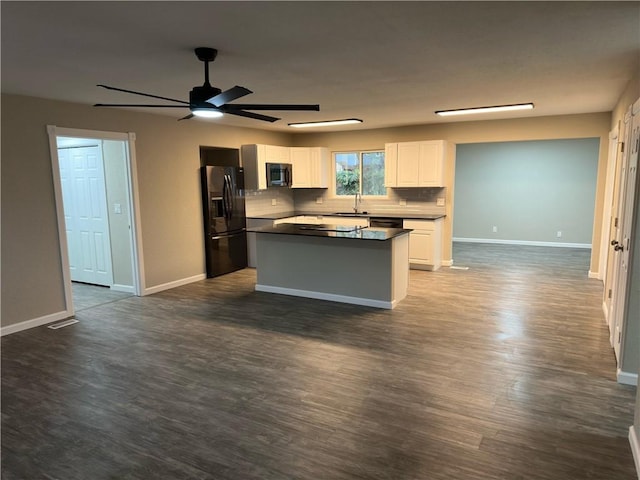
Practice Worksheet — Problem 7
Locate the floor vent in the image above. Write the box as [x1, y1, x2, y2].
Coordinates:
[48, 319, 79, 330]
[450, 266, 469, 270]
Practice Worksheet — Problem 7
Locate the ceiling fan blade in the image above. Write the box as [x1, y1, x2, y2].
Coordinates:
[225, 104, 320, 111]
[206, 86, 253, 107]
[225, 110, 280, 123]
[97, 84, 189, 105]
[94, 104, 189, 108]
[178, 114, 195, 121]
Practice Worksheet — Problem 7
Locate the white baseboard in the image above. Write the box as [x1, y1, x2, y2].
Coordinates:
[629, 426, 640, 480]
[111, 284, 135, 294]
[442, 259, 453, 267]
[453, 237, 592, 249]
[255, 284, 395, 309]
[617, 369, 638, 386]
[1, 310, 72, 336]
[143, 273, 207, 296]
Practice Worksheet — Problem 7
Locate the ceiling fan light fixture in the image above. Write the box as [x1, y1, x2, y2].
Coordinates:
[289, 118, 363, 128]
[191, 108, 224, 118]
[435, 103, 534, 117]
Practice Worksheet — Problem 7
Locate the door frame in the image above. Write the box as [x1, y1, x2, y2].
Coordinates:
[609, 98, 640, 381]
[47, 125, 145, 315]
[599, 124, 619, 287]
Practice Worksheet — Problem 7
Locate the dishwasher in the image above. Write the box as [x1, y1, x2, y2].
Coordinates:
[369, 217, 403, 228]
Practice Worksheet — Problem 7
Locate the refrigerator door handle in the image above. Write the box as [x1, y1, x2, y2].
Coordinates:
[227, 174, 234, 217]
[224, 174, 234, 219]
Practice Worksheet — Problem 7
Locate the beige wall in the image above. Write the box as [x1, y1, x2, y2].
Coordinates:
[292, 112, 611, 268]
[1, 93, 290, 327]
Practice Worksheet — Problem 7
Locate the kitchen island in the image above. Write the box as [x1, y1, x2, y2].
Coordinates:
[249, 224, 411, 309]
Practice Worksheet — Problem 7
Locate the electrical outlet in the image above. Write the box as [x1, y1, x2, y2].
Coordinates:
[399, 199, 407, 206]
[271, 199, 277, 206]
[113, 203, 122, 214]
[557, 231, 562, 238]
[492, 226, 498, 233]
[316, 197, 323, 204]
[436, 197, 445, 206]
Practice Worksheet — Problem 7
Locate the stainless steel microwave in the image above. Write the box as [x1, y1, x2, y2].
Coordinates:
[266, 163, 292, 187]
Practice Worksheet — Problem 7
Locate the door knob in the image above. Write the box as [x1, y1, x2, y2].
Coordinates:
[611, 239, 619, 246]
[614, 244, 624, 251]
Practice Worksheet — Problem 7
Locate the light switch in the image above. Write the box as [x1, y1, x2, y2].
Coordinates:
[113, 203, 122, 214]
[436, 197, 445, 206]
[316, 197, 323, 204]
[399, 199, 407, 206]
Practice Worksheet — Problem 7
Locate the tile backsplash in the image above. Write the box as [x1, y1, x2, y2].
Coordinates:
[294, 187, 447, 215]
[246, 186, 446, 216]
[245, 188, 295, 216]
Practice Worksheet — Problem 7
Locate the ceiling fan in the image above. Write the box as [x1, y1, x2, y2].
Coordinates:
[94, 47, 320, 123]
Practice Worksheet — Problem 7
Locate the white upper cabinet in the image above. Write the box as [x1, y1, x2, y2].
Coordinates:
[385, 140, 446, 188]
[291, 147, 330, 188]
[241, 144, 291, 190]
[265, 145, 290, 164]
[384, 143, 398, 188]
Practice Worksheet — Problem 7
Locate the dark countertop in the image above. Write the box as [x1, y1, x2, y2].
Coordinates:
[248, 223, 412, 241]
[247, 211, 445, 220]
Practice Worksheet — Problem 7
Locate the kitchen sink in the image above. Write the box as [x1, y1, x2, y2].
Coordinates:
[331, 211, 369, 216]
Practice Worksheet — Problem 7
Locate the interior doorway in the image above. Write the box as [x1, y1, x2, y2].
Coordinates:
[57, 139, 114, 286]
[47, 126, 144, 317]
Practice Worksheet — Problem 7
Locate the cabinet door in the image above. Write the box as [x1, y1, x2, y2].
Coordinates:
[290, 147, 311, 188]
[310, 148, 329, 188]
[418, 141, 445, 187]
[396, 142, 420, 187]
[408, 230, 433, 263]
[265, 145, 290, 164]
[404, 219, 442, 270]
[241, 144, 267, 190]
[384, 143, 398, 187]
[292, 147, 329, 188]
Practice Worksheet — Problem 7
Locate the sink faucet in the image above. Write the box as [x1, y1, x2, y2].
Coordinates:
[353, 192, 362, 213]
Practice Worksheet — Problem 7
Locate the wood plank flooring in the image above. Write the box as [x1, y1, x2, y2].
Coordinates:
[2, 243, 637, 479]
[71, 282, 132, 312]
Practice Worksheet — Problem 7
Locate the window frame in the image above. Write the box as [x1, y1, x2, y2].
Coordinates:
[332, 149, 388, 198]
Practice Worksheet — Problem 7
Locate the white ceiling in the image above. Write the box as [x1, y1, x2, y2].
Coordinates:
[2, 1, 639, 132]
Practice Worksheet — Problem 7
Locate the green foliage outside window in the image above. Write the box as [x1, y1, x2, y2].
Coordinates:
[335, 151, 386, 196]
[336, 168, 360, 195]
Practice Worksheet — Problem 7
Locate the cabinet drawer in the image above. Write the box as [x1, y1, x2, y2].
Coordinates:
[403, 219, 436, 231]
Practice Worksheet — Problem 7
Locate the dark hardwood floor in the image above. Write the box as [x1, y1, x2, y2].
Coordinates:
[71, 282, 132, 312]
[2, 243, 637, 479]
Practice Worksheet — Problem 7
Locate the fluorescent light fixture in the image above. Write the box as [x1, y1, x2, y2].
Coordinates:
[289, 118, 363, 128]
[192, 108, 223, 118]
[435, 103, 534, 117]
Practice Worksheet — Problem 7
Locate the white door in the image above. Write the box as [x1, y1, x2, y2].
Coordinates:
[58, 145, 114, 286]
[605, 127, 627, 335]
[611, 102, 639, 360]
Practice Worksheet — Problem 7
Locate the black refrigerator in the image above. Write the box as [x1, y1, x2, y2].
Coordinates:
[201, 166, 248, 278]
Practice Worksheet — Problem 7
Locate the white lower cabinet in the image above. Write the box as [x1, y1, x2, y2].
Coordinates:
[403, 219, 442, 271]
